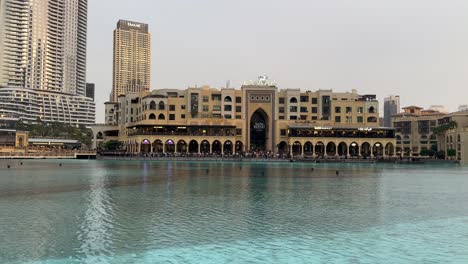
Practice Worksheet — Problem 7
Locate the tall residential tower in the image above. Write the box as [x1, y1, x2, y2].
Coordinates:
[0, 0, 94, 125]
[384, 95, 400, 127]
[112, 20, 151, 102]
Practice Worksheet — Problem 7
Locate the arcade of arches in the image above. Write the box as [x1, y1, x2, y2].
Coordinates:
[278, 140, 395, 158]
[126, 136, 395, 157]
[126, 138, 243, 154]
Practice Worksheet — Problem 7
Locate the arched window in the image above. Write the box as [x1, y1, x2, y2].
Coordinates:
[158, 101, 165, 110]
[149, 101, 156, 110]
[158, 114, 165, 120]
[149, 113, 156, 120]
[290, 97, 298, 103]
[368, 106, 375, 113]
[224, 96, 232, 102]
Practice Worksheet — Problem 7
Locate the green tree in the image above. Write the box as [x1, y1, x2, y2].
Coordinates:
[101, 140, 123, 151]
[447, 149, 457, 160]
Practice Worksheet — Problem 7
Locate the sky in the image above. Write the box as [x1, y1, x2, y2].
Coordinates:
[87, 0, 468, 122]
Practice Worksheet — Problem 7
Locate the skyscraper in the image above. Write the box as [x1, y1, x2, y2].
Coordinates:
[384, 95, 400, 127]
[0, 0, 94, 125]
[112, 20, 151, 102]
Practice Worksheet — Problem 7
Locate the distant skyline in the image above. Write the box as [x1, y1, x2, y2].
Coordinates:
[87, 0, 468, 122]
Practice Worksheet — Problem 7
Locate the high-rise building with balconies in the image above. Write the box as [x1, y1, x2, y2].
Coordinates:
[0, 0, 94, 125]
[112, 20, 151, 102]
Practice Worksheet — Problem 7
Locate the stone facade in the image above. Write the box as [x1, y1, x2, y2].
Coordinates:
[93, 82, 396, 157]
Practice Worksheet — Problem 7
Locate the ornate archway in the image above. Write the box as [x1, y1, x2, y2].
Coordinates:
[250, 109, 269, 151]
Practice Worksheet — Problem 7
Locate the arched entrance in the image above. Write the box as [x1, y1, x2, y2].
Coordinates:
[153, 140, 163, 153]
[165, 139, 175, 153]
[278, 141, 288, 155]
[250, 109, 268, 151]
[304, 142, 313, 156]
[326, 142, 336, 156]
[141, 139, 151, 153]
[188, 140, 198, 153]
[315, 142, 325, 157]
[292, 141, 302, 156]
[224, 141, 233, 155]
[201, 140, 210, 154]
[361, 142, 371, 158]
[338, 142, 347, 156]
[177, 140, 187, 153]
[349, 142, 359, 157]
[385, 143, 395, 156]
[373, 142, 383, 157]
[212, 140, 222, 154]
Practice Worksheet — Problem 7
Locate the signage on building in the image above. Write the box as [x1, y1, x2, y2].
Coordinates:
[253, 122, 266, 131]
[128, 22, 141, 28]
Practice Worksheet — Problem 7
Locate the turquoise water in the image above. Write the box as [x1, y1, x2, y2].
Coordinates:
[0, 160, 467, 264]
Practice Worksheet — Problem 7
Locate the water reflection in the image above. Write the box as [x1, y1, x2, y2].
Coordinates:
[0, 161, 467, 263]
[78, 167, 115, 263]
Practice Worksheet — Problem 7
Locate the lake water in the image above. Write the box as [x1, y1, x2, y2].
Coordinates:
[0, 160, 467, 264]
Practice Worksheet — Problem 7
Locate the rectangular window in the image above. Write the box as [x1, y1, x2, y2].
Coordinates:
[311, 107, 318, 113]
[236, 106, 242, 112]
[181, 105, 186, 110]
[169, 114, 175, 120]
[300, 96, 309, 102]
[357, 116, 363, 123]
[279, 107, 285, 113]
[290, 116, 298, 120]
[346, 107, 352, 113]
[236, 115, 242, 119]
[312, 116, 318, 120]
[357, 107, 364, 114]
[335, 107, 341, 113]
[280, 129, 287, 136]
[236, 97, 242, 103]
[290, 106, 298, 112]
[300, 107, 308, 113]
[224, 114, 232, 119]
[236, 129, 242, 136]
[311, 98, 318, 104]
[335, 116, 341, 123]
[203, 105, 209, 112]
[213, 105, 221, 111]
[300, 115, 307, 120]
[346, 116, 352, 123]
[169, 105, 175, 111]
[279, 116, 285, 120]
[279, 97, 285, 104]
[181, 114, 186, 119]
[224, 105, 232, 111]
[203, 96, 209, 102]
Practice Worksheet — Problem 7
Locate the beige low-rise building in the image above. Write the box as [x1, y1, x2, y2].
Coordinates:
[392, 106, 468, 162]
[93, 78, 396, 158]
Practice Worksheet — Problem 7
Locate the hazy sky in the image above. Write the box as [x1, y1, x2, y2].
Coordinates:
[87, 0, 468, 122]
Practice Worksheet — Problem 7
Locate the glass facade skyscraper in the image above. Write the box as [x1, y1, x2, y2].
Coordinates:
[0, 0, 94, 125]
